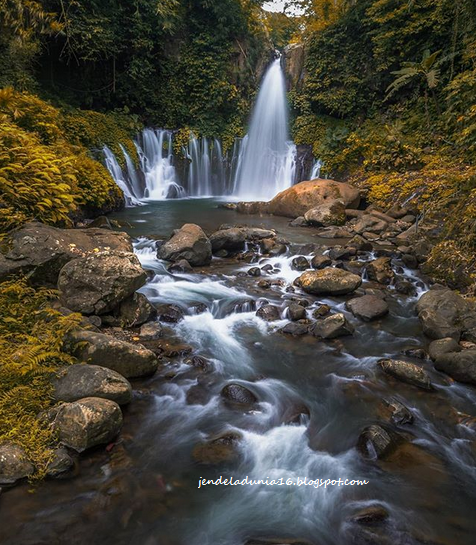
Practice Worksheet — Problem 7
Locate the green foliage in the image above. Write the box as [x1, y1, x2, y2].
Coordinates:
[0, 278, 81, 478]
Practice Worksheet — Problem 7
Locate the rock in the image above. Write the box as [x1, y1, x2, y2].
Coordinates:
[103, 292, 155, 328]
[318, 226, 353, 238]
[236, 202, 268, 215]
[260, 238, 276, 254]
[221, 383, 258, 407]
[58, 251, 146, 315]
[46, 448, 74, 477]
[248, 267, 261, 277]
[378, 398, 414, 425]
[286, 303, 307, 321]
[416, 288, 476, 341]
[311, 254, 332, 270]
[0, 221, 132, 285]
[291, 256, 310, 271]
[350, 505, 389, 525]
[48, 397, 123, 453]
[370, 210, 396, 224]
[268, 244, 287, 256]
[256, 304, 281, 322]
[328, 246, 356, 261]
[304, 199, 346, 226]
[402, 254, 418, 269]
[428, 338, 461, 361]
[357, 425, 398, 460]
[209, 228, 246, 252]
[167, 259, 193, 273]
[386, 205, 409, 219]
[139, 321, 163, 340]
[184, 355, 212, 372]
[403, 347, 428, 360]
[366, 257, 394, 285]
[354, 215, 388, 235]
[394, 279, 416, 296]
[192, 431, 243, 465]
[70, 330, 158, 378]
[51, 364, 132, 405]
[155, 303, 184, 323]
[290, 216, 307, 227]
[241, 227, 276, 240]
[434, 350, 476, 386]
[313, 304, 331, 318]
[158, 224, 212, 266]
[311, 313, 354, 339]
[190, 302, 208, 314]
[346, 295, 389, 322]
[299, 268, 362, 295]
[0, 443, 34, 485]
[280, 323, 309, 336]
[267, 179, 360, 218]
[377, 359, 433, 390]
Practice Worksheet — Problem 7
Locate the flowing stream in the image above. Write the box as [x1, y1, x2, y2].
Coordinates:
[1, 199, 475, 545]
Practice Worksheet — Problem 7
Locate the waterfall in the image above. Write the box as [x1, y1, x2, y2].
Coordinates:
[234, 58, 296, 200]
[103, 146, 142, 207]
[310, 159, 322, 180]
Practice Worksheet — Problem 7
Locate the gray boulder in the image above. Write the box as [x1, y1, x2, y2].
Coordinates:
[48, 397, 123, 452]
[346, 295, 389, 321]
[366, 257, 394, 284]
[304, 199, 346, 226]
[311, 313, 354, 339]
[310, 254, 332, 270]
[434, 349, 476, 386]
[209, 228, 246, 252]
[299, 268, 362, 295]
[51, 364, 132, 405]
[428, 338, 461, 361]
[256, 304, 281, 322]
[0, 443, 34, 485]
[377, 359, 433, 390]
[158, 224, 212, 266]
[69, 330, 158, 378]
[102, 292, 155, 328]
[58, 251, 146, 315]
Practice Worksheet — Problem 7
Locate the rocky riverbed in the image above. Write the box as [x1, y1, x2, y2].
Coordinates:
[0, 182, 476, 545]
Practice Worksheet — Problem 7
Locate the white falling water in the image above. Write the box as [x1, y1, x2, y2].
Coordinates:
[186, 134, 212, 196]
[310, 159, 322, 180]
[234, 57, 296, 200]
[103, 146, 142, 206]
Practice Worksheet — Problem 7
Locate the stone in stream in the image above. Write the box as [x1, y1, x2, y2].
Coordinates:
[268, 243, 287, 256]
[350, 505, 389, 525]
[313, 304, 331, 318]
[280, 322, 309, 336]
[310, 313, 354, 339]
[299, 268, 362, 296]
[434, 349, 476, 386]
[69, 330, 158, 378]
[260, 238, 276, 254]
[377, 359, 433, 390]
[0, 443, 34, 485]
[51, 364, 132, 405]
[286, 303, 307, 321]
[304, 199, 346, 226]
[256, 304, 281, 322]
[348, 234, 373, 252]
[428, 338, 461, 361]
[155, 303, 184, 323]
[221, 383, 258, 407]
[192, 431, 243, 465]
[139, 321, 163, 340]
[353, 214, 388, 235]
[291, 256, 310, 271]
[310, 254, 332, 270]
[289, 216, 307, 227]
[346, 295, 389, 322]
[378, 398, 414, 425]
[58, 251, 147, 315]
[357, 425, 399, 460]
[328, 246, 356, 261]
[209, 228, 246, 252]
[101, 292, 156, 328]
[167, 259, 193, 273]
[45, 447, 74, 478]
[0, 221, 132, 285]
[46, 397, 123, 453]
[248, 267, 261, 277]
[366, 257, 394, 285]
[158, 223, 212, 266]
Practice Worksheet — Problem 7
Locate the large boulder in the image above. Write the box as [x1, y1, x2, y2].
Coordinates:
[310, 313, 354, 339]
[428, 338, 461, 361]
[158, 224, 212, 266]
[48, 397, 123, 453]
[304, 199, 346, 227]
[299, 268, 362, 295]
[0, 443, 34, 485]
[434, 350, 476, 386]
[416, 288, 476, 341]
[267, 179, 360, 219]
[0, 222, 131, 285]
[377, 359, 433, 390]
[58, 251, 146, 315]
[209, 228, 246, 252]
[346, 295, 389, 322]
[101, 292, 156, 328]
[51, 364, 132, 405]
[69, 330, 158, 378]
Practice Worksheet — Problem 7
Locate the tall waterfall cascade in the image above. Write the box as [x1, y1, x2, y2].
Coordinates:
[104, 58, 318, 205]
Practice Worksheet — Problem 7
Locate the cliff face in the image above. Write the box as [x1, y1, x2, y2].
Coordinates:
[283, 43, 305, 91]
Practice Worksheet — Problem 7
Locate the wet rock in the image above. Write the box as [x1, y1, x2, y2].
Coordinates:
[248, 267, 261, 277]
[366, 257, 394, 285]
[70, 330, 158, 378]
[354, 215, 388, 235]
[209, 228, 246, 253]
[304, 199, 346, 226]
[416, 288, 476, 341]
[357, 425, 398, 460]
[221, 383, 258, 407]
[434, 349, 476, 386]
[316, 226, 353, 238]
[378, 398, 414, 425]
[192, 431, 243, 465]
[48, 397, 123, 453]
[0, 443, 34, 485]
[328, 246, 356, 261]
[102, 292, 155, 328]
[158, 223, 212, 266]
[51, 364, 132, 405]
[299, 268, 362, 296]
[139, 321, 163, 340]
[394, 279, 416, 296]
[282, 404, 310, 424]
[348, 235, 373, 252]
[260, 238, 276, 254]
[167, 259, 193, 273]
[190, 302, 208, 314]
[257, 280, 271, 289]
[241, 227, 276, 240]
[313, 304, 331, 318]
[310, 254, 332, 270]
[186, 384, 212, 405]
[280, 322, 309, 336]
[346, 295, 389, 322]
[377, 359, 433, 390]
[291, 256, 310, 271]
[311, 313, 354, 339]
[236, 202, 268, 215]
[286, 303, 307, 321]
[268, 179, 360, 218]
[46, 447, 74, 477]
[155, 303, 184, 323]
[402, 254, 418, 269]
[184, 355, 212, 372]
[428, 338, 461, 361]
[350, 505, 389, 525]
[268, 244, 287, 256]
[256, 304, 281, 322]
[0, 221, 132, 285]
[402, 347, 428, 360]
[58, 251, 146, 315]
[290, 216, 307, 227]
